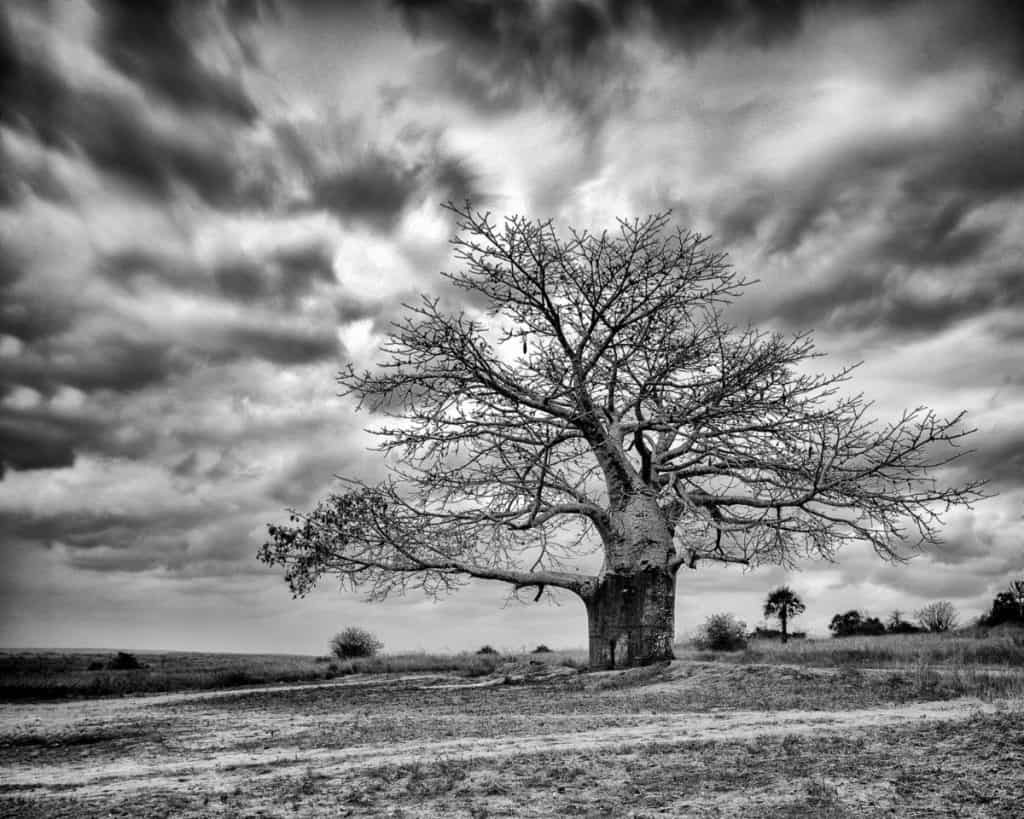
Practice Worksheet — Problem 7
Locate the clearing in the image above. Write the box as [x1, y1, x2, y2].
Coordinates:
[2, 660, 1022, 817]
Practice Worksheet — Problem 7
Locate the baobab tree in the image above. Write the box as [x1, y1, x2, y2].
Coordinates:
[260, 203, 985, 669]
[763, 586, 805, 643]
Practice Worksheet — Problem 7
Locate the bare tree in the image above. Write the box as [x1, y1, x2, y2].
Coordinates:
[260, 203, 986, 669]
[916, 601, 958, 633]
[763, 586, 805, 643]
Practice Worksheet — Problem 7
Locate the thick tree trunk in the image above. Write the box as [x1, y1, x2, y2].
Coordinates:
[781, 612, 789, 644]
[585, 566, 677, 669]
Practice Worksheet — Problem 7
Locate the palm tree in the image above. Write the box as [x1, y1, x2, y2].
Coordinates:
[764, 586, 806, 643]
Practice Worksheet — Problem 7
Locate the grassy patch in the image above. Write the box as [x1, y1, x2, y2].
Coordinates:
[691, 628, 1024, 668]
[0, 650, 343, 701]
[0, 648, 585, 701]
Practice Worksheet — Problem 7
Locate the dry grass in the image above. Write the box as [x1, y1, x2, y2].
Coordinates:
[0, 650, 340, 701]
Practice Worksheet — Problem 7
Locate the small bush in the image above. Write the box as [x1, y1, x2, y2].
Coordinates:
[916, 601, 958, 633]
[693, 613, 748, 651]
[476, 645, 499, 655]
[531, 644, 552, 653]
[329, 627, 383, 660]
[108, 652, 145, 671]
[829, 610, 886, 637]
[87, 661, 104, 671]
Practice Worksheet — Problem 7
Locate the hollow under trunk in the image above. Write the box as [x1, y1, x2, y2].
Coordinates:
[585, 567, 677, 669]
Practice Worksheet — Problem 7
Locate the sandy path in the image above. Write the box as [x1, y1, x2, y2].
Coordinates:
[0, 673, 447, 734]
[3, 689, 1012, 802]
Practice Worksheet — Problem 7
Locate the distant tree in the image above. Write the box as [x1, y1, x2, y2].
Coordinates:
[531, 644, 552, 653]
[829, 610, 885, 638]
[982, 579, 1024, 627]
[829, 610, 862, 637]
[693, 613, 747, 651]
[329, 626, 383, 660]
[763, 586, 806, 643]
[476, 645, 499, 655]
[261, 203, 986, 670]
[916, 601, 958, 633]
[886, 610, 921, 634]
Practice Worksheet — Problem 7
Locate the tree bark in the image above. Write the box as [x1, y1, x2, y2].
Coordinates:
[585, 566, 677, 669]
[781, 611, 789, 644]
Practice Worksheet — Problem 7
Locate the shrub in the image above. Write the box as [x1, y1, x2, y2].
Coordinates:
[329, 627, 383, 660]
[693, 613, 748, 651]
[829, 610, 886, 637]
[87, 661, 104, 671]
[751, 627, 806, 640]
[476, 645, 499, 655]
[981, 580, 1024, 628]
[531, 644, 552, 653]
[107, 652, 145, 670]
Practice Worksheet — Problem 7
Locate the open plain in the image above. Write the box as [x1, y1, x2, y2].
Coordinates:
[2, 648, 1023, 818]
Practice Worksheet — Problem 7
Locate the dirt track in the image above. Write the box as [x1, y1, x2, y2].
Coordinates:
[3, 668, 1023, 817]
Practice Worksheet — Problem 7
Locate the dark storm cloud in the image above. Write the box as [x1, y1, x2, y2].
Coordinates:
[288, 128, 484, 229]
[0, 8, 261, 209]
[213, 242, 336, 304]
[606, 0, 807, 50]
[395, 0, 1024, 128]
[2, 329, 180, 396]
[730, 113, 1024, 335]
[0, 266, 76, 345]
[958, 429, 1024, 489]
[335, 293, 383, 325]
[0, 401, 160, 475]
[764, 125, 1024, 257]
[610, 0, 1024, 68]
[95, 0, 258, 123]
[104, 234, 338, 308]
[218, 324, 339, 365]
[6, 316, 337, 407]
[394, 0, 616, 114]
[767, 265, 1024, 338]
[390, 0, 852, 115]
[266, 449, 350, 506]
[312, 153, 418, 231]
[101, 249, 204, 292]
[0, 412, 75, 472]
[0, 502, 216, 575]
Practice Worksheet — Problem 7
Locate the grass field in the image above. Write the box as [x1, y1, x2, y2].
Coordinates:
[737, 628, 1024, 668]
[3, 627, 1022, 701]
[0, 648, 572, 701]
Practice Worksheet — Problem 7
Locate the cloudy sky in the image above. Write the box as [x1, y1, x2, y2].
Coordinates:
[2, 0, 1023, 655]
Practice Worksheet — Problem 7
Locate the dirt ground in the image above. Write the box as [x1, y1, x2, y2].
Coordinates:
[2, 662, 1022, 817]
